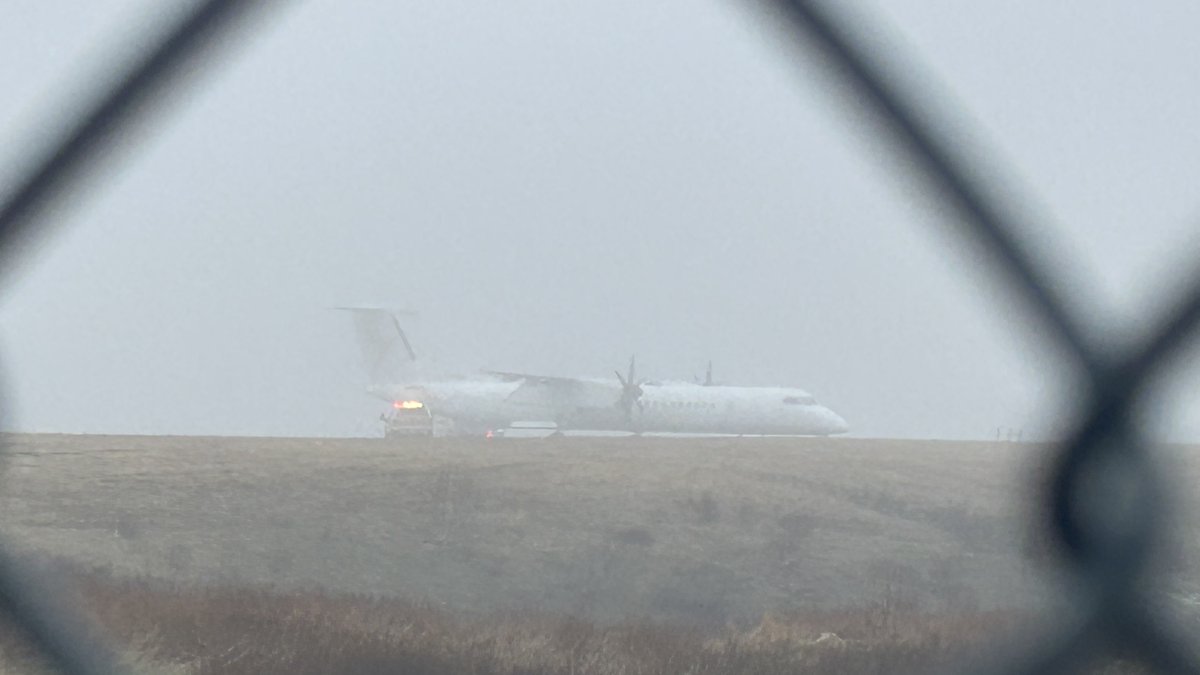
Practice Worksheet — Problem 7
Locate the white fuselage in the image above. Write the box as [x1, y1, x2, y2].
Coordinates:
[372, 377, 848, 436]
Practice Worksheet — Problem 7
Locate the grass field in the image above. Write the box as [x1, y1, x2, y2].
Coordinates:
[3, 433, 1197, 672]
[0, 434, 1070, 620]
[0, 569, 1067, 674]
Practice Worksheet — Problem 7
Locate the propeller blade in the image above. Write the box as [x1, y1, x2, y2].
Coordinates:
[614, 357, 645, 425]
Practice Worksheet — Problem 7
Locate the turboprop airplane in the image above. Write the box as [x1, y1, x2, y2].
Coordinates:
[339, 308, 848, 437]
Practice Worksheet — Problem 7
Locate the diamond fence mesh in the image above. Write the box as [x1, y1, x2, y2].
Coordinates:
[0, 0, 1194, 672]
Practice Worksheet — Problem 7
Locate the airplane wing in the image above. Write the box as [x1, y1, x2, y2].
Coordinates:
[485, 370, 586, 387]
[485, 371, 615, 407]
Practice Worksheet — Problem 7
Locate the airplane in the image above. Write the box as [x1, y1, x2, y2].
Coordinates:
[339, 308, 849, 438]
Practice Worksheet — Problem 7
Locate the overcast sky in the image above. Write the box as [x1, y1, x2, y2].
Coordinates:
[2, 0, 1200, 439]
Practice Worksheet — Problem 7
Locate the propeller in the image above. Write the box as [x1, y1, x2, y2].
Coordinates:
[614, 356, 645, 421]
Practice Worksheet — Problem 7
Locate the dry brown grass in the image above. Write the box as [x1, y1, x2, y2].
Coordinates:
[81, 578, 1005, 673]
[0, 433, 1058, 620]
[0, 568, 1147, 675]
[0, 434, 1179, 673]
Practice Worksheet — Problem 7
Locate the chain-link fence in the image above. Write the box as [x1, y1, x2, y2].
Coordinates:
[0, 0, 1194, 672]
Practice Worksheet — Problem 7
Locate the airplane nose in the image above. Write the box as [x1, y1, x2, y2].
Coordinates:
[823, 408, 849, 435]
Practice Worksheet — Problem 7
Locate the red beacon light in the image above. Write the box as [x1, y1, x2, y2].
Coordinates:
[393, 400, 425, 410]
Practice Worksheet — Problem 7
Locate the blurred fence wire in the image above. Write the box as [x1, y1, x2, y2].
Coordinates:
[0, 1, 280, 673]
[0, 0, 1196, 672]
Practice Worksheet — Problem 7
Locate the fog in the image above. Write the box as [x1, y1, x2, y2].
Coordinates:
[3, 0, 1200, 439]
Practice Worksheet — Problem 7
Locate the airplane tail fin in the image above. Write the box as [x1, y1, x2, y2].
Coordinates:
[335, 307, 420, 385]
